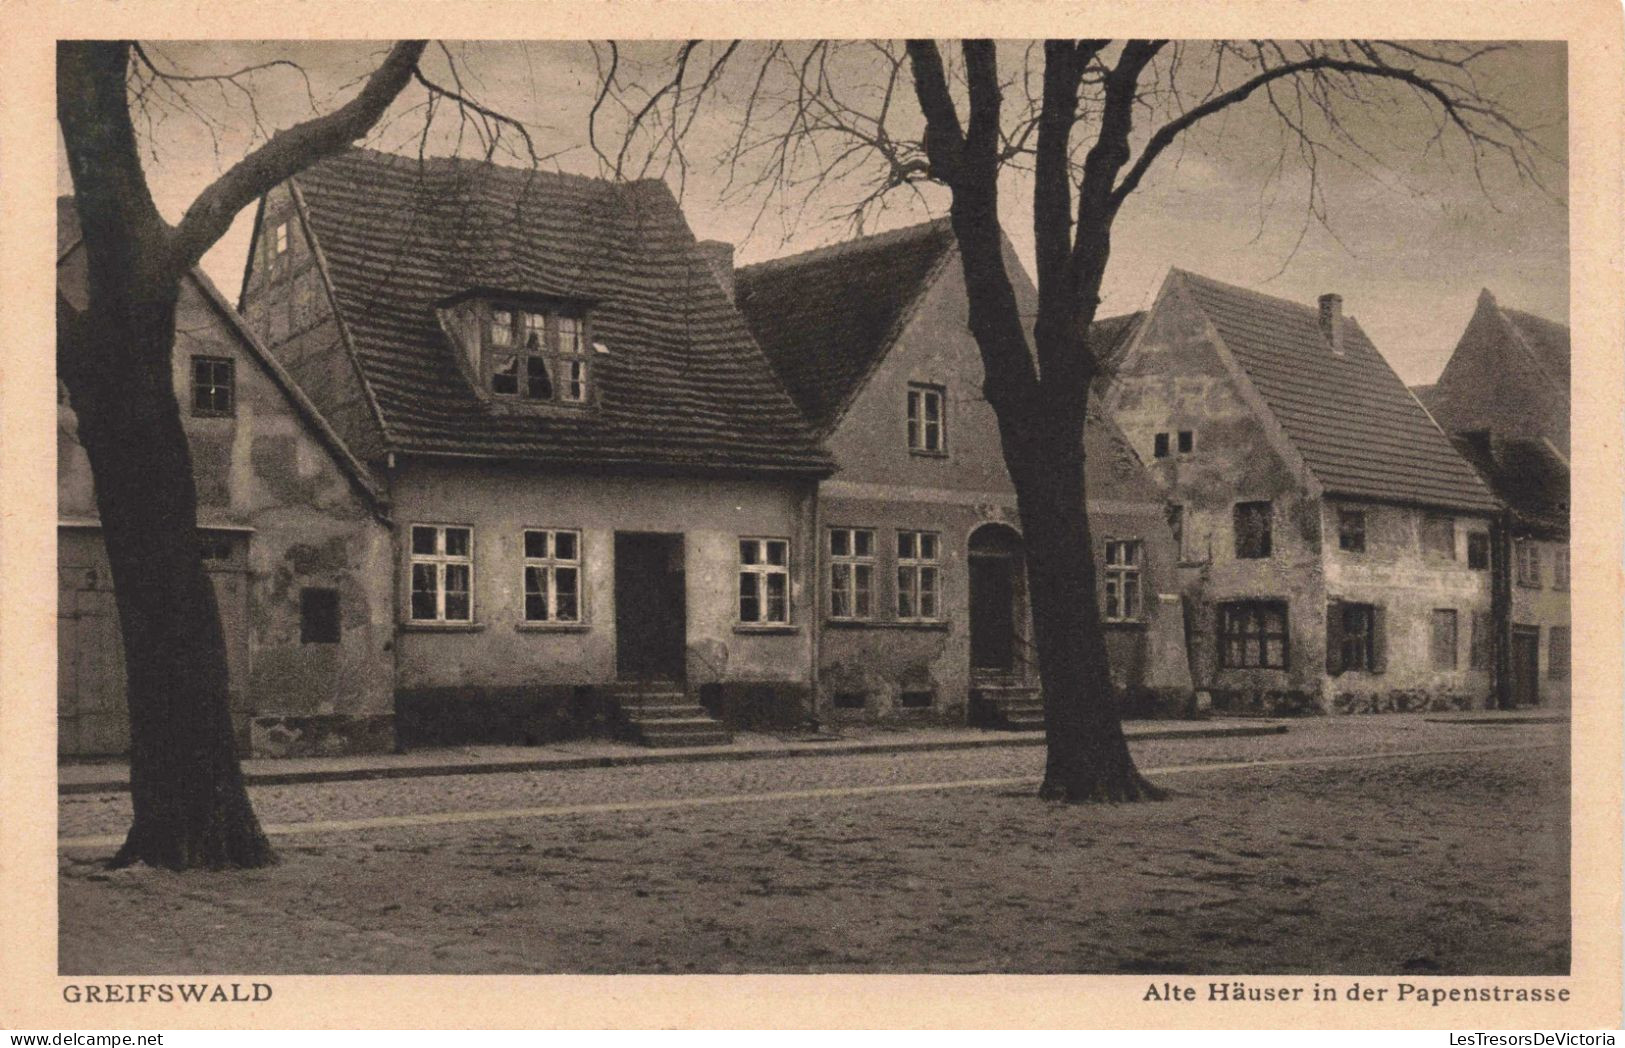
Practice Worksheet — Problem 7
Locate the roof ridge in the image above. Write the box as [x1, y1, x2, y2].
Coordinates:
[737, 217, 954, 276]
[333, 144, 668, 193]
[1172, 267, 1349, 323]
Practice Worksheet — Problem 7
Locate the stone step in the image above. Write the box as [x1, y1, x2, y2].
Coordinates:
[622, 704, 709, 720]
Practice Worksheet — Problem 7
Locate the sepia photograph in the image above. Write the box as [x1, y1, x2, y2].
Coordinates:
[15, 11, 1615, 1025]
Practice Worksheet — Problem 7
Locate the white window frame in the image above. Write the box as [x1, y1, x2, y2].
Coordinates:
[906, 385, 946, 454]
[896, 530, 941, 622]
[487, 306, 591, 403]
[1103, 539, 1143, 622]
[827, 527, 876, 621]
[522, 528, 583, 624]
[1515, 540, 1542, 588]
[409, 524, 474, 623]
[739, 537, 791, 625]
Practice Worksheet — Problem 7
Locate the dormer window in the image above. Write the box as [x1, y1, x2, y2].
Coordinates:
[485, 305, 590, 404]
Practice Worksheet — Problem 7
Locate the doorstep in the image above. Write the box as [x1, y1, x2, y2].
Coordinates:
[58, 720, 1290, 796]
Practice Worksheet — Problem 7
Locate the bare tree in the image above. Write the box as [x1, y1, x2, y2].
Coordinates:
[591, 39, 1556, 801]
[57, 40, 531, 869]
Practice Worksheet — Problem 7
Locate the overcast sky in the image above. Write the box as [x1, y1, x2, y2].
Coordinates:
[60, 39, 1568, 385]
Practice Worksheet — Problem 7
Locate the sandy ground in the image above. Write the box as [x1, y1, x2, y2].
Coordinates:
[59, 720, 1568, 975]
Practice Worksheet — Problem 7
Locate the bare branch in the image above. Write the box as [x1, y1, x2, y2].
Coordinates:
[169, 41, 428, 268]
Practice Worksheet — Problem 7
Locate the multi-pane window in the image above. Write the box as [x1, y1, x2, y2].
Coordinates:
[1218, 600, 1289, 669]
[1337, 602, 1376, 673]
[906, 385, 945, 453]
[191, 356, 235, 417]
[1553, 547, 1570, 591]
[896, 530, 940, 621]
[827, 527, 875, 620]
[410, 525, 473, 623]
[260, 219, 290, 274]
[739, 538, 790, 624]
[1548, 626, 1570, 680]
[1234, 501, 1273, 559]
[1103, 540, 1142, 622]
[1515, 541, 1542, 588]
[1467, 532, 1491, 571]
[488, 306, 589, 403]
[1337, 509, 1366, 553]
[1422, 515, 1456, 560]
[1469, 610, 1492, 671]
[522, 529, 581, 623]
[1430, 608, 1459, 670]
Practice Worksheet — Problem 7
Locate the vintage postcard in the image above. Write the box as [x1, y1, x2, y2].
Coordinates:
[1, 0, 1620, 1031]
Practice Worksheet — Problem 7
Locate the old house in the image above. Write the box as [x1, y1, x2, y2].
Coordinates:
[57, 197, 396, 758]
[1099, 268, 1502, 715]
[734, 221, 1193, 726]
[1416, 291, 1571, 706]
[239, 148, 833, 746]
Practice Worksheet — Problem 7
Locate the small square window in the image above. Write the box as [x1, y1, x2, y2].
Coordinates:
[1177, 430, 1194, 454]
[300, 587, 340, 644]
[1153, 433, 1170, 459]
[1422, 515, 1456, 560]
[833, 691, 867, 710]
[898, 690, 934, 709]
[1467, 532, 1491, 571]
[191, 356, 235, 417]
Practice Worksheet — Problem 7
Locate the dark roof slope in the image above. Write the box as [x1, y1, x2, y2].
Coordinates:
[1500, 303, 1571, 399]
[1091, 311, 1147, 375]
[1450, 432, 1569, 539]
[290, 148, 830, 475]
[734, 219, 957, 432]
[1177, 270, 1498, 513]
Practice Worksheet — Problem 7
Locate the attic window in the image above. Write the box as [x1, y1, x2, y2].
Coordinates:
[486, 306, 589, 405]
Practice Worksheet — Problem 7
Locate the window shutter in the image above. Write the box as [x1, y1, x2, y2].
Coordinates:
[1325, 600, 1344, 676]
[1370, 605, 1387, 674]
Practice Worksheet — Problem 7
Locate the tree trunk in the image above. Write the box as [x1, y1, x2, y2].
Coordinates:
[1010, 429, 1166, 803]
[59, 288, 275, 870]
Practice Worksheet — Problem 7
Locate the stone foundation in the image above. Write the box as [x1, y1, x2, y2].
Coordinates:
[1330, 688, 1482, 715]
[699, 681, 814, 730]
[394, 686, 612, 748]
[249, 713, 396, 758]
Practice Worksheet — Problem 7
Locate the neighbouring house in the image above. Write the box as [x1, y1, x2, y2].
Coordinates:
[735, 220, 1194, 727]
[1098, 268, 1502, 715]
[56, 197, 396, 758]
[1415, 291, 1571, 707]
[239, 148, 834, 747]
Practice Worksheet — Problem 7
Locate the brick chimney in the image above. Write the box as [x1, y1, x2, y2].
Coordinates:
[697, 239, 735, 301]
[1318, 293, 1345, 354]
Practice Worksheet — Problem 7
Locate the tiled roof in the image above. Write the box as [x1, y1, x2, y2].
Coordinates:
[1500, 302, 1571, 401]
[1177, 270, 1498, 513]
[734, 219, 957, 433]
[1091, 311, 1146, 375]
[1450, 432, 1569, 538]
[290, 148, 831, 475]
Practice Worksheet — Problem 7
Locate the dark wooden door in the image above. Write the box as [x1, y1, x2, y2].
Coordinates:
[969, 554, 1015, 672]
[615, 532, 686, 681]
[1511, 626, 1541, 707]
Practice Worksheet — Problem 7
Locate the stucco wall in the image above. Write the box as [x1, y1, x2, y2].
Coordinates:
[1511, 537, 1571, 706]
[1322, 499, 1495, 712]
[388, 460, 817, 696]
[1107, 279, 1326, 709]
[816, 244, 1189, 721]
[1105, 278, 1494, 714]
[57, 270, 395, 756]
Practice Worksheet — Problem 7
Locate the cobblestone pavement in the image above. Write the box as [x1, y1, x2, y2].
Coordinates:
[58, 714, 1563, 840]
[58, 716, 1569, 975]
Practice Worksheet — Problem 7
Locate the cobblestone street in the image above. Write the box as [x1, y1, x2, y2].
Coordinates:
[59, 716, 1569, 975]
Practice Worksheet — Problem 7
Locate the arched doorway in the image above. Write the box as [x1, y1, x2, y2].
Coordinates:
[968, 523, 1025, 681]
